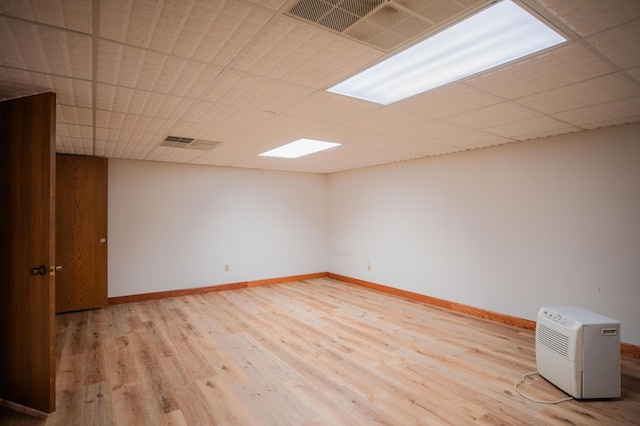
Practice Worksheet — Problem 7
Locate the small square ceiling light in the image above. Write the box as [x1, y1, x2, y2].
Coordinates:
[328, 0, 567, 105]
[259, 138, 341, 159]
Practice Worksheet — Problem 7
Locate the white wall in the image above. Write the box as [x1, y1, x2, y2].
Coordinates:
[108, 159, 328, 297]
[327, 123, 640, 346]
[107, 124, 640, 345]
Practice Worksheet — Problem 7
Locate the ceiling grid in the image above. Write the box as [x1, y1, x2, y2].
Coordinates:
[0, 0, 639, 172]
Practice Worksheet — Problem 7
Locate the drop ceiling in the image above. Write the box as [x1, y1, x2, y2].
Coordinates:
[1, 0, 639, 174]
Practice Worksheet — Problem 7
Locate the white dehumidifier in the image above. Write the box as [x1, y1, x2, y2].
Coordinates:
[535, 306, 620, 399]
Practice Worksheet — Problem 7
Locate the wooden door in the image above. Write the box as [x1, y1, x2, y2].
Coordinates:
[0, 92, 57, 413]
[56, 154, 108, 313]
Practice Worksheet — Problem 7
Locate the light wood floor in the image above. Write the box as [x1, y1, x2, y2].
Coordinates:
[2, 278, 639, 425]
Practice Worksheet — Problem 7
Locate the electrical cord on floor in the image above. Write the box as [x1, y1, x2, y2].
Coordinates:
[513, 371, 574, 404]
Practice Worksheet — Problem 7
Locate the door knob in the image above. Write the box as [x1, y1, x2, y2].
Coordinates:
[30, 264, 47, 276]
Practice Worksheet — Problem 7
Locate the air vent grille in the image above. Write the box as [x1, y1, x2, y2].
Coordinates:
[285, 0, 489, 52]
[537, 324, 570, 358]
[160, 136, 220, 151]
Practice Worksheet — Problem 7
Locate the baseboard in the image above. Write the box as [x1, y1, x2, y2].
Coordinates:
[107, 272, 327, 305]
[106, 271, 640, 359]
[247, 272, 328, 287]
[327, 273, 536, 329]
[327, 272, 640, 360]
[0, 398, 48, 419]
[621, 343, 640, 359]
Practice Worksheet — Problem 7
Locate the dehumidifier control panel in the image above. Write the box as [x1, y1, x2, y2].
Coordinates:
[541, 308, 575, 327]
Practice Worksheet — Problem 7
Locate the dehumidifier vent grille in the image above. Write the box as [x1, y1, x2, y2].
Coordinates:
[537, 323, 569, 358]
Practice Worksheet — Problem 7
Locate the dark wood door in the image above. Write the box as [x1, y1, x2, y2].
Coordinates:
[0, 92, 57, 413]
[56, 154, 108, 313]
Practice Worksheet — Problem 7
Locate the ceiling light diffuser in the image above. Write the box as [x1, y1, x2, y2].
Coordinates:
[327, 0, 567, 105]
[259, 138, 341, 158]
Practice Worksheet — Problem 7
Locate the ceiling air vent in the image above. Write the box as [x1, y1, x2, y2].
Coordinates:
[285, 0, 490, 52]
[160, 136, 220, 151]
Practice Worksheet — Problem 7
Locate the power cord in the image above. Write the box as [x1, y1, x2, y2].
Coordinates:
[513, 371, 574, 404]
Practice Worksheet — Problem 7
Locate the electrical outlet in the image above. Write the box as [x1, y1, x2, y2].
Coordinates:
[225, 264, 229, 272]
[367, 261, 372, 271]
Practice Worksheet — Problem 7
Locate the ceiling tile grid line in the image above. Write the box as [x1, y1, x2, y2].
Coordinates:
[135, 12, 322, 160]
[0, 10, 93, 36]
[1, 0, 640, 173]
[91, 0, 100, 157]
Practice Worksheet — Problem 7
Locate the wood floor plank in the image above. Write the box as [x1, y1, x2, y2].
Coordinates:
[2, 277, 639, 425]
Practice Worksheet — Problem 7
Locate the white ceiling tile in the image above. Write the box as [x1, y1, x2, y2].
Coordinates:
[181, 101, 244, 124]
[231, 17, 382, 88]
[98, 0, 131, 44]
[466, 43, 614, 99]
[94, 140, 154, 160]
[228, 129, 297, 152]
[307, 125, 380, 145]
[57, 105, 93, 126]
[175, 101, 274, 143]
[0, 67, 45, 101]
[372, 150, 448, 165]
[464, 139, 512, 150]
[627, 66, 640, 84]
[391, 120, 468, 141]
[391, 140, 464, 156]
[587, 19, 640, 70]
[0, 0, 93, 34]
[351, 133, 427, 150]
[95, 127, 162, 146]
[168, 121, 247, 142]
[536, 0, 640, 36]
[190, 140, 259, 164]
[247, 0, 288, 11]
[228, 156, 289, 170]
[96, 84, 193, 119]
[96, 110, 176, 135]
[57, 123, 93, 139]
[552, 96, 640, 128]
[118, 1, 163, 48]
[484, 116, 578, 139]
[515, 73, 640, 114]
[186, 3, 273, 65]
[446, 102, 540, 129]
[201, 70, 314, 112]
[263, 147, 425, 173]
[100, 0, 272, 65]
[512, 127, 581, 142]
[425, 130, 509, 149]
[325, 144, 377, 157]
[341, 108, 427, 133]
[308, 156, 392, 173]
[56, 135, 93, 152]
[97, 41, 223, 98]
[256, 114, 330, 137]
[56, 78, 92, 108]
[392, 82, 504, 118]
[0, 68, 92, 107]
[144, 146, 207, 163]
[95, 109, 123, 129]
[3, 0, 640, 173]
[1, 17, 92, 79]
[283, 91, 380, 122]
[166, 62, 223, 99]
[124, 116, 175, 134]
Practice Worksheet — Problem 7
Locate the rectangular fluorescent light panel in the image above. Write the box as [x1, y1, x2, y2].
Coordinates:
[327, 0, 567, 105]
[259, 138, 341, 158]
